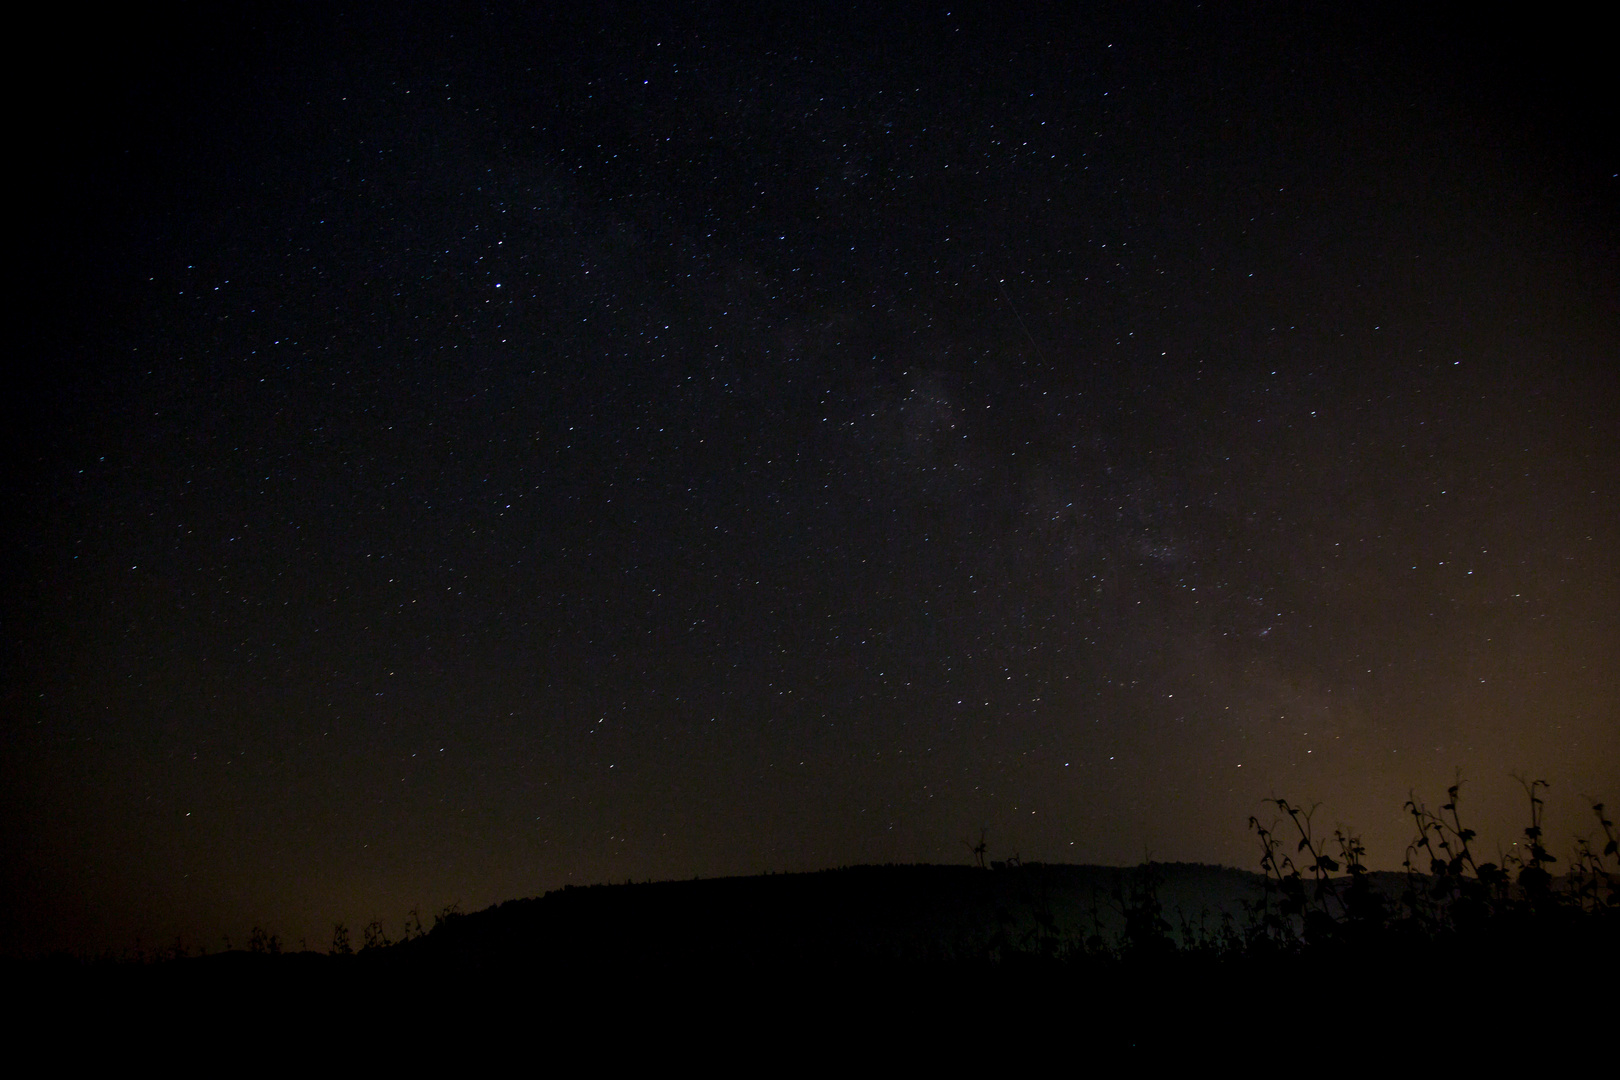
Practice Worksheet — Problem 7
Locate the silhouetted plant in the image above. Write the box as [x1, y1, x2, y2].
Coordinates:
[361, 920, 391, 951]
[1400, 776, 1509, 936]
[247, 926, 280, 955]
[1247, 799, 1343, 948]
[330, 922, 353, 956]
[1006, 864, 1064, 960]
[1247, 813, 1299, 950]
[962, 828, 988, 870]
[1332, 825, 1387, 936]
[1569, 802, 1619, 915]
[1083, 886, 1110, 957]
[1504, 775, 1557, 910]
[432, 903, 463, 932]
[1113, 863, 1174, 959]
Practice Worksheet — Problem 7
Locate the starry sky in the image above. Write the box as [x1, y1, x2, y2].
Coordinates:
[6, 3, 1616, 955]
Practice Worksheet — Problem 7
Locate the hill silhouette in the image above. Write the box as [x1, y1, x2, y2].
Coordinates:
[378, 861, 1266, 971]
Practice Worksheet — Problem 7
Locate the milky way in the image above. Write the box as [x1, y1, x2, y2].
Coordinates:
[7, 4, 1616, 954]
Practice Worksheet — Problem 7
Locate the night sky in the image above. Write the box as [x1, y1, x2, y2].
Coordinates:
[7, 3, 1616, 956]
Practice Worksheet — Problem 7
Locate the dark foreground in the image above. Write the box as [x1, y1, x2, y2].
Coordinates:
[15, 936, 1612, 1060]
[12, 863, 1616, 1057]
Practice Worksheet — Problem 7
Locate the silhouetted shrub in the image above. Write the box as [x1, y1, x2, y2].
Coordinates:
[360, 920, 390, 951]
[1242, 775, 1617, 965]
[247, 926, 280, 955]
